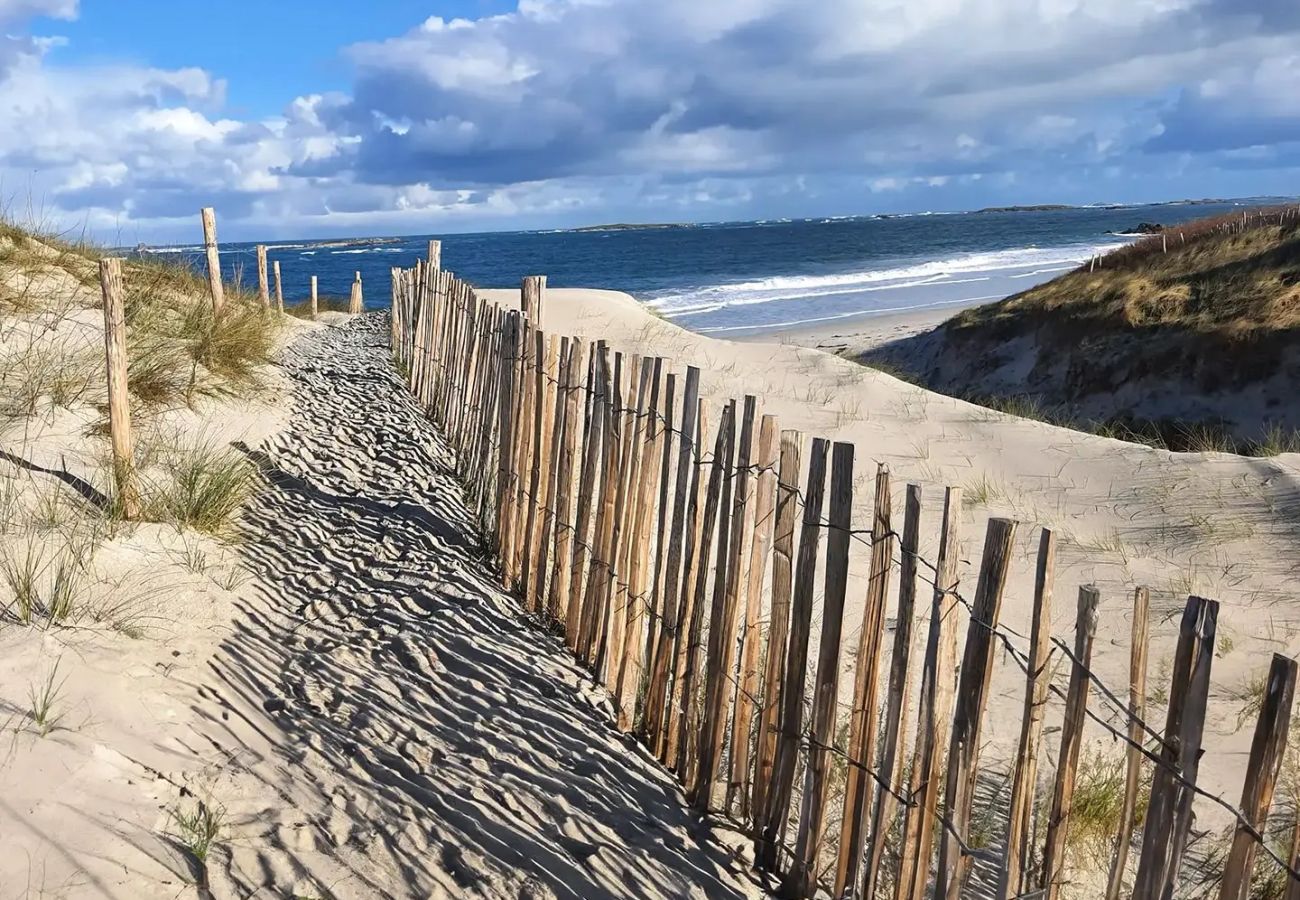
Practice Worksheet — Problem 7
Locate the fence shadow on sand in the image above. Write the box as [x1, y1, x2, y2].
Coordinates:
[192, 317, 761, 898]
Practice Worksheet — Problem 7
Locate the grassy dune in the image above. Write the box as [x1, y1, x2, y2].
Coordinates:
[879, 205, 1300, 453]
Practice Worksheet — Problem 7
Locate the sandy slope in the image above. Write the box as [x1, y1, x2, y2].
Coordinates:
[484, 287, 1300, 889]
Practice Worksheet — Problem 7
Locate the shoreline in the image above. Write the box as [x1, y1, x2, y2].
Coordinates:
[722, 297, 972, 354]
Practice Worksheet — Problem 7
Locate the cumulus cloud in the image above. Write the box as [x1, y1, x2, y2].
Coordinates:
[0, 0, 1298, 240]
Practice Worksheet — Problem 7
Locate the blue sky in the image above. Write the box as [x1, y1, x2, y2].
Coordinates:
[1, 0, 1297, 242]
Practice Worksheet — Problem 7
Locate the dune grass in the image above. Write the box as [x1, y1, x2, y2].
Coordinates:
[133, 435, 255, 537]
[953, 204, 1300, 339]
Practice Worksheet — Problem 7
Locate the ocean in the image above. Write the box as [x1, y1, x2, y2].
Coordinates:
[150, 200, 1259, 335]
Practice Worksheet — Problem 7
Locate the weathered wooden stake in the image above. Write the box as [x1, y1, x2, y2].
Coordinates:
[934, 517, 1017, 900]
[1001, 529, 1057, 900]
[897, 486, 963, 900]
[1105, 586, 1150, 900]
[1041, 585, 1101, 900]
[256, 245, 270, 306]
[1132, 595, 1219, 896]
[199, 207, 224, 313]
[99, 258, 140, 520]
[522, 274, 547, 329]
[273, 259, 284, 312]
[1218, 653, 1297, 900]
[835, 463, 895, 897]
[728, 413, 779, 817]
[310, 275, 319, 320]
[783, 440, 854, 899]
[350, 271, 364, 314]
[428, 239, 442, 271]
[752, 429, 802, 836]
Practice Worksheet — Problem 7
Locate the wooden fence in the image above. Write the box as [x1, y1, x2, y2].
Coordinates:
[386, 249, 1300, 900]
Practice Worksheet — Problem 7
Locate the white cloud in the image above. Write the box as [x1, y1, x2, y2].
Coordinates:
[0, 0, 1296, 241]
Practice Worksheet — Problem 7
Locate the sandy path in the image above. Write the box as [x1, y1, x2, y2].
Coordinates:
[188, 315, 763, 900]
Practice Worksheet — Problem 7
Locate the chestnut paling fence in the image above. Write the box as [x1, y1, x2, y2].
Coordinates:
[385, 245, 1300, 900]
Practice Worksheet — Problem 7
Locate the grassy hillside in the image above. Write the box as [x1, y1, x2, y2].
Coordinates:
[880, 205, 1300, 453]
[954, 205, 1300, 342]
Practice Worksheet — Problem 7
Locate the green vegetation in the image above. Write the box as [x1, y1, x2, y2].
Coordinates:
[138, 434, 255, 537]
[170, 799, 225, 864]
[1065, 747, 1150, 867]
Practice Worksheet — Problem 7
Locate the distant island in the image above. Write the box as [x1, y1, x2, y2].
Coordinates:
[568, 223, 684, 232]
[977, 204, 1074, 213]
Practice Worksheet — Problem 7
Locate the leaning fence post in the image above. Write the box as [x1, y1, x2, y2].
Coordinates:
[1041, 585, 1101, 900]
[99, 258, 140, 520]
[1218, 653, 1297, 900]
[934, 516, 1018, 900]
[1132, 595, 1219, 896]
[199, 207, 224, 314]
[256, 244, 269, 306]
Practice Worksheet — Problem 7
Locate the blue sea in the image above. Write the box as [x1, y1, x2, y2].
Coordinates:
[150, 200, 1265, 335]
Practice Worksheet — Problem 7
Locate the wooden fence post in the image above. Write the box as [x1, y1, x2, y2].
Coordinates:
[682, 398, 736, 785]
[273, 259, 284, 312]
[861, 482, 923, 900]
[618, 358, 666, 731]
[570, 345, 610, 653]
[836, 463, 895, 898]
[256, 245, 269, 306]
[934, 517, 1018, 900]
[555, 339, 594, 635]
[99, 258, 140, 520]
[752, 429, 802, 836]
[1105, 586, 1151, 900]
[1132, 595, 1219, 897]
[199, 207, 224, 314]
[522, 333, 561, 611]
[1041, 585, 1101, 900]
[897, 486, 963, 900]
[784, 440, 854, 899]
[667, 399, 727, 775]
[642, 369, 677, 736]
[1001, 528, 1057, 900]
[428, 239, 441, 271]
[646, 367, 701, 753]
[691, 395, 757, 810]
[350, 271, 364, 314]
[728, 413, 779, 818]
[756, 436, 827, 871]
[660, 396, 710, 762]
[522, 274, 547, 328]
[310, 275, 319, 320]
[1218, 653, 1297, 900]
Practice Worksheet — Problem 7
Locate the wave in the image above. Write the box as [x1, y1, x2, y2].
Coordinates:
[695, 293, 1007, 334]
[140, 245, 203, 254]
[646, 240, 1126, 315]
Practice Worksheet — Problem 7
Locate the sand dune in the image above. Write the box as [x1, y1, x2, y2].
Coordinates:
[482, 286, 1300, 888]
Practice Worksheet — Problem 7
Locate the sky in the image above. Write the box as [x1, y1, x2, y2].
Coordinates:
[0, 0, 1297, 243]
